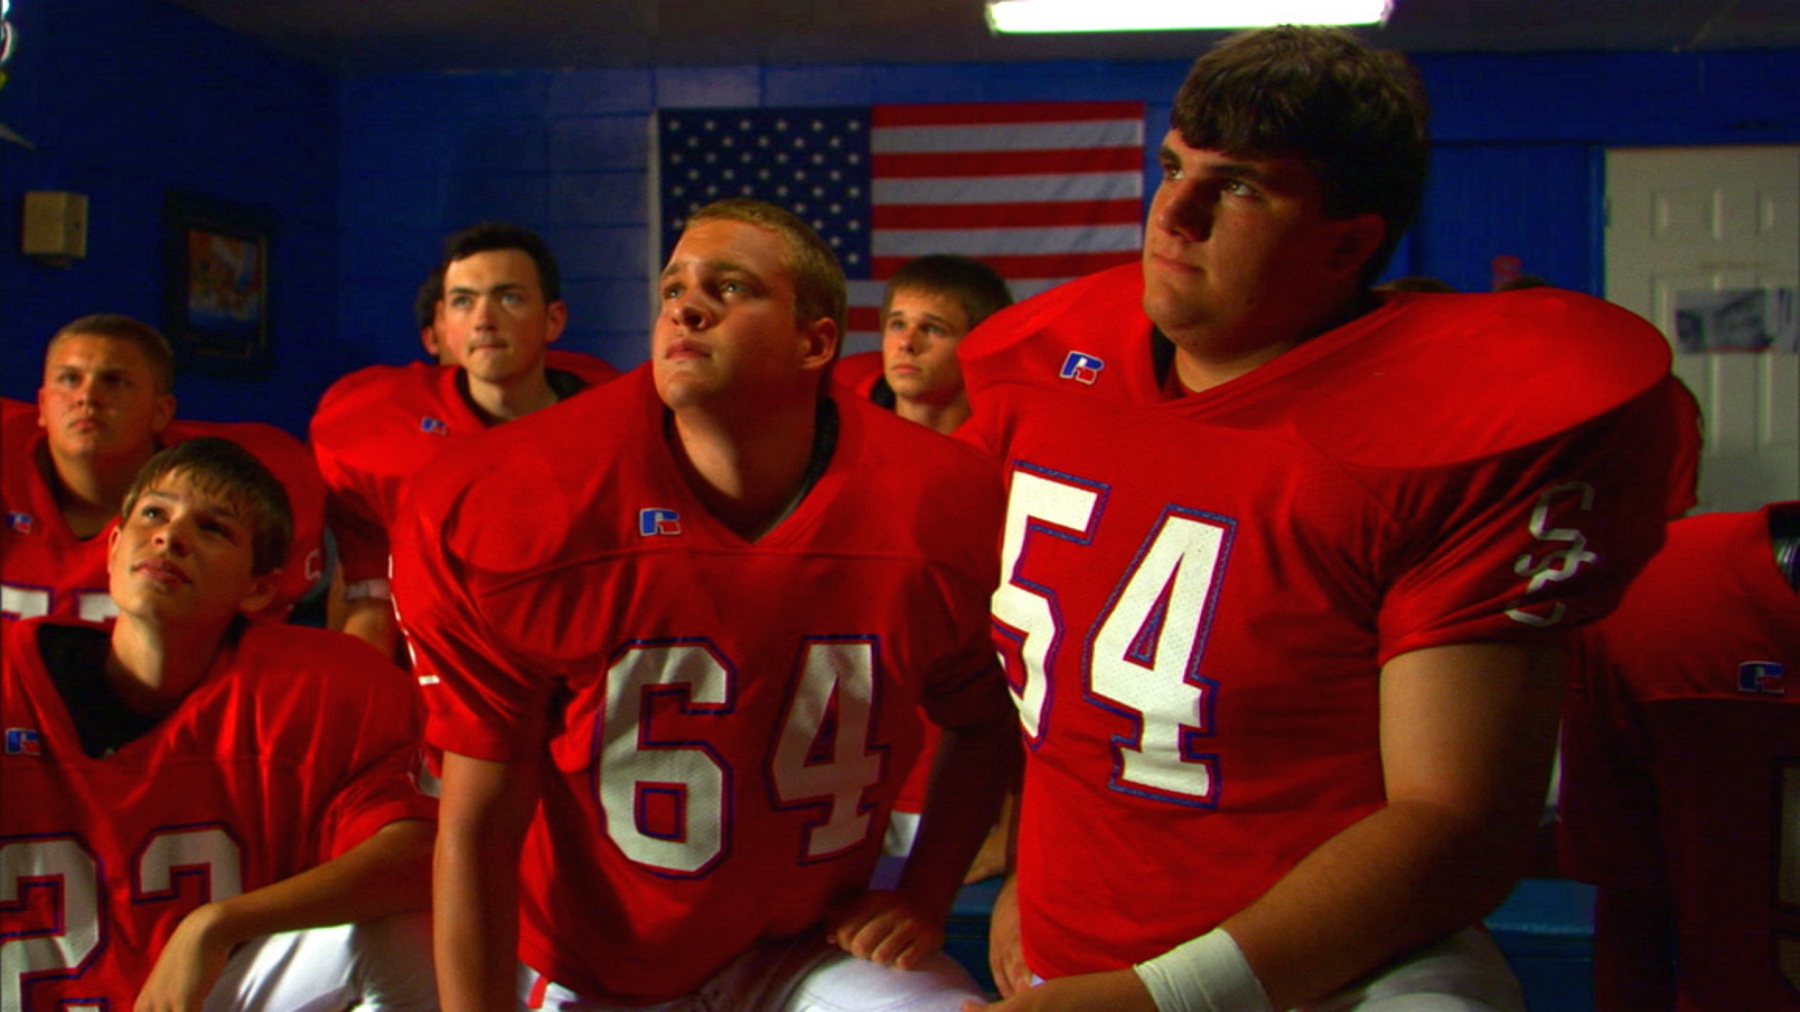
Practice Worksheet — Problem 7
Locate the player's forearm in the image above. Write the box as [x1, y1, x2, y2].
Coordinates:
[1216, 643, 1561, 1010]
[435, 834, 522, 1012]
[1217, 795, 1538, 1009]
[189, 818, 434, 950]
[341, 596, 399, 656]
[898, 716, 1021, 921]
[437, 752, 540, 1012]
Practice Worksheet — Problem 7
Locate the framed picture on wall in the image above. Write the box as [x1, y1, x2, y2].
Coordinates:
[163, 193, 274, 378]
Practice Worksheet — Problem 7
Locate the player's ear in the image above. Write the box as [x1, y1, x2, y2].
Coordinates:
[1326, 213, 1386, 280]
[799, 317, 838, 371]
[545, 301, 569, 346]
[238, 569, 282, 616]
[150, 393, 177, 436]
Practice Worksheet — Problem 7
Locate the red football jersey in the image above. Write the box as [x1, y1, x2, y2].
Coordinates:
[309, 351, 618, 585]
[1559, 504, 1800, 1011]
[1, 398, 328, 624]
[832, 349, 937, 819]
[831, 350, 885, 400]
[0, 618, 436, 1009]
[959, 264, 1684, 978]
[392, 367, 1009, 1003]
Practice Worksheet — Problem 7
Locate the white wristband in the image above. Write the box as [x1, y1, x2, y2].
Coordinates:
[1133, 928, 1274, 1012]
[343, 577, 393, 603]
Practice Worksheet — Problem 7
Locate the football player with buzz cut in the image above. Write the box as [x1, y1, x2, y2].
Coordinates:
[954, 25, 1691, 1012]
[836, 254, 1018, 882]
[4, 314, 327, 629]
[2, 436, 437, 1010]
[394, 198, 1018, 1012]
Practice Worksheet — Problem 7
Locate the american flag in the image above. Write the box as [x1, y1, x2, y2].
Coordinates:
[656, 102, 1145, 352]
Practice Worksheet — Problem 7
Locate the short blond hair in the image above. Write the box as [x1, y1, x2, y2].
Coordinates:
[686, 199, 847, 345]
[49, 314, 176, 394]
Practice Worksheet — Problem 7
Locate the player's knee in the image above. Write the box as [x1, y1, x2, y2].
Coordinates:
[789, 949, 986, 1012]
[348, 910, 439, 1011]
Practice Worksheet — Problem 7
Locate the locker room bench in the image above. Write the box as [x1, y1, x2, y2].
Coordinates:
[937, 875, 1598, 1009]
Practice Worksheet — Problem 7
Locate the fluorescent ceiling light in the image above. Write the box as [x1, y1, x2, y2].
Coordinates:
[987, 0, 1393, 34]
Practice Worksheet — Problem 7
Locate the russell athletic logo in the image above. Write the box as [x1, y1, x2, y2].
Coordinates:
[6, 728, 42, 756]
[1059, 351, 1104, 385]
[639, 508, 682, 537]
[1738, 661, 1786, 696]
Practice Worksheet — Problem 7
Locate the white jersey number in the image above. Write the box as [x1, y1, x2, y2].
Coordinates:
[1087, 509, 1229, 805]
[991, 468, 1103, 745]
[1, 826, 241, 1011]
[598, 640, 885, 876]
[771, 640, 885, 863]
[996, 464, 1230, 806]
[0, 584, 115, 624]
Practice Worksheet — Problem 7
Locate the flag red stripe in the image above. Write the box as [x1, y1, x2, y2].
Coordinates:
[873, 200, 1142, 230]
[873, 102, 1145, 127]
[872, 147, 1143, 177]
[873, 250, 1138, 280]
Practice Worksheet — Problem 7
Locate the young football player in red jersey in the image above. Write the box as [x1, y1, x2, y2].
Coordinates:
[837, 256, 1016, 880]
[954, 26, 1689, 1012]
[2, 315, 326, 627]
[1558, 500, 1800, 1011]
[309, 222, 619, 657]
[392, 198, 1017, 1012]
[1, 437, 437, 1010]
[856, 255, 1013, 438]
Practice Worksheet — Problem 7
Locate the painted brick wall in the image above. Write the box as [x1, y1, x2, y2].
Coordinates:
[5, 0, 1795, 430]
[1, 0, 339, 437]
[336, 49, 1798, 376]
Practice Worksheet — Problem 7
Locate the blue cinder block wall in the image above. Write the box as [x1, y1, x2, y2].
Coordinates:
[3, 0, 1797, 432]
[0, 0, 338, 436]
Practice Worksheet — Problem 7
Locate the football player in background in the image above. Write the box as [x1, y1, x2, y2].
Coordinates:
[1559, 500, 1800, 1011]
[3, 314, 326, 627]
[309, 222, 617, 657]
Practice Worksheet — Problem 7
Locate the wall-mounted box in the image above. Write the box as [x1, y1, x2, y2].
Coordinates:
[23, 191, 89, 261]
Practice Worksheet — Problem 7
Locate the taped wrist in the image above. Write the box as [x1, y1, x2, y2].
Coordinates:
[1133, 928, 1274, 1012]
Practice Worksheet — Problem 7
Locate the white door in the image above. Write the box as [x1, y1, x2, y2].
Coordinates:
[1605, 145, 1799, 513]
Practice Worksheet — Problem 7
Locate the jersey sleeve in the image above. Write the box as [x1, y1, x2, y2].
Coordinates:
[918, 573, 1014, 734]
[309, 374, 401, 585]
[915, 456, 1014, 733]
[920, 570, 1012, 736]
[390, 450, 560, 763]
[831, 350, 885, 399]
[320, 471, 394, 586]
[316, 662, 439, 862]
[1372, 376, 1681, 662]
[1663, 375, 1703, 519]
